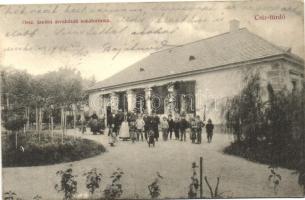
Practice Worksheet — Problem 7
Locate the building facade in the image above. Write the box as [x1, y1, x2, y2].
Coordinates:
[87, 20, 304, 124]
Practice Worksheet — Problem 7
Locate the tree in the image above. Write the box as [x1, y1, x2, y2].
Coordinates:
[224, 73, 266, 146]
[1, 69, 34, 138]
[1, 66, 93, 139]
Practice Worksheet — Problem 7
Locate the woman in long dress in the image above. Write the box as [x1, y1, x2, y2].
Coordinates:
[119, 112, 130, 140]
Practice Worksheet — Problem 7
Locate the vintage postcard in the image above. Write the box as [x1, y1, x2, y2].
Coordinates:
[0, 0, 304, 199]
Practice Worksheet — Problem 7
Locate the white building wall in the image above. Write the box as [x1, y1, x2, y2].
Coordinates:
[88, 91, 103, 117]
[88, 59, 304, 124]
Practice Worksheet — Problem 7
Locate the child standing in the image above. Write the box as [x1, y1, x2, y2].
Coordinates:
[173, 116, 180, 140]
[147, 129, 155, 147]
[143, 114, 150, 141]
[190, 118, 197, 144]
[108, 124, 117, 146]
[160, 116, 169, 141]
[135, 114, 145, 141]
[167, 114, 174, 140]
[151, 113, 160, 141]
[129, 121, 136, 143]
[196, 116, 205, 144]
[206, 119, 214, 143]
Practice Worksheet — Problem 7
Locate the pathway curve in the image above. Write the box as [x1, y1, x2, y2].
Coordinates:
[2, 130, 303, 199]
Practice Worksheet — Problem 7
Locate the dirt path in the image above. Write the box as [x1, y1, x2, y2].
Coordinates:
[2, 130, 303, 199]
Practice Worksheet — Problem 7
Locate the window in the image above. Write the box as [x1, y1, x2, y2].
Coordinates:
[189, 55, 195, 61]
[271, 62, 280, 70]
[291, 80, 297, 91]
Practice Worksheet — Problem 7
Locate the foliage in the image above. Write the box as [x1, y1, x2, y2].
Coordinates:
[223, 73, 305, 171]
[55, 167, 78, 200]
[148, 172, 164, 199]
[2, 191, 42, 200]
[32, 195, 43, 200]
[188, 162, 199, 199]
[224, 139, 302, 170]
[104, 168, 124, 200]
[298, 161, 305, 196]
[3, 191, 21, 200]
[267, 166, 282, 195]
[3, 114, 26, 132]
[265, 84, 296, 166]
[2, 132, 106, 167]
[83, 168, 103, 195]
[1, 69, 34, 108]
[224, 73, 266, 145]
[296, 147, 305, 195]
[1, 67, 96, 127]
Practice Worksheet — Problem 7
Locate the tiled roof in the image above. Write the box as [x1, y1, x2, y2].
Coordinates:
[88, 28, 303, 91]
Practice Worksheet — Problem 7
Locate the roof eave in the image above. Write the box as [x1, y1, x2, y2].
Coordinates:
[86, 54, 304, 93]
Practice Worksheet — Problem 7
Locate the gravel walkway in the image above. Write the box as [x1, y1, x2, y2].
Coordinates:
[2, 129, 303, 199]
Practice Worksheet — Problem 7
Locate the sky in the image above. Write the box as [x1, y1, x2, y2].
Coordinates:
[0, 0, 304, 82]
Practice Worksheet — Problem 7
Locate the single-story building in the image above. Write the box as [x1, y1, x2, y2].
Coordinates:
[86, 20, 304, 124]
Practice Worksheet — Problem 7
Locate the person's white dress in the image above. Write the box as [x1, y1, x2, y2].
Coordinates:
[119, 119, 130, 140]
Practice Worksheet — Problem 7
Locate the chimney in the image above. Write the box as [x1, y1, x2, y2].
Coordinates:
[229, 19, 240, 33]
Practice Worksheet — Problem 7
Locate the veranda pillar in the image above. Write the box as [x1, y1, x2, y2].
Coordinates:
[110, 92, 119, 112]
[127, 89, 135, 112]
[145, 87, 152, 115]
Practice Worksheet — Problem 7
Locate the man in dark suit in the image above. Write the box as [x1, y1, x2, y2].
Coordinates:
[151, 112, 160, 141]
[143, 113, 150, 140]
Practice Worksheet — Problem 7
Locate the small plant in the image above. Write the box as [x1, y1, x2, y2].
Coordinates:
[148, 172, 164, 199]
[55, 166, 78, 200]
[3, 191, 20, 200]
[33, 195, 43, 200]
[104, 168, 124, 200]
[298, 169, 305, 195]
[268, 166, 282, 195]
[188, 162, 199, 198]
[295, 160, 305, 196]
[83, 168, 103, 196]
[204, 176, 221, 198]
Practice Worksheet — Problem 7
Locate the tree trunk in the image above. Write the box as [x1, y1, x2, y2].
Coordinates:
[48, 115, 51, 133]
[64, 111, 67, 134]
[15, 131, 18, 149]
[301, 89, 305, 164]
[51, 116, 54, 142]
[39, 107, 43, 140]
[73, 104, 76, 129]
[27, 107, 30, 130]
[6, 94, 9, 109]
[25, 107, 30, 131]
[38, 108, 40, 142]
[61, 107, 64, 144]
[35, 106, 38, 136]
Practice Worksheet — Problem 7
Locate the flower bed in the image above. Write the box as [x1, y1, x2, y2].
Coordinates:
[2, 132, 106, 167]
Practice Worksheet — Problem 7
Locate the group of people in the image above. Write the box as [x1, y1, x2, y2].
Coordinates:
[103, 109, 214, 147]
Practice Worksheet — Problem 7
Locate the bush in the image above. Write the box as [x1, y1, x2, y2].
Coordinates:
[223, 73, 305, 170]
[104, 168, 124, 200]
[223, 140, 302, 170]
[83, 168, 103, 195]
[3, 114, 26, 132]
[55, 167, 78, 200]
[2, 132, 106, 167]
